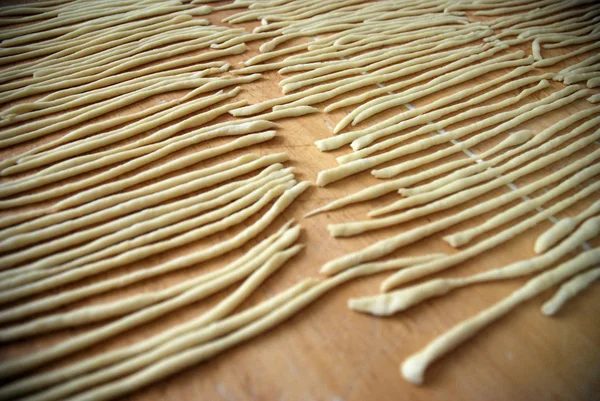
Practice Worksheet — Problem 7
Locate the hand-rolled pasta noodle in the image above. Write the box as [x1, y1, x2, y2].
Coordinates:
[587, 76, 600, 87]
[0, 3, 194, 49]
[10, 246, 307, 401]
[0, 181, 309, 326]
[5, 97, 255, 183]
[401, 131, 534, 191]
[23, 99, 300, 179]
[1, 173, 296, 280]
[1, 64, 228, 123]
[0, 18, 215, 92]
[222, 0, 316, 22]
[230, 0, 439, 25]
[0, 209, 46, 233]
[400, 248, 600, 385]
[350, 218, 599, 316]
[32, 104, 313, 179]
[23, 22, 227, 75]
[373, 168, 600, 273]
[305, 178, 409, 217]
[6, 22, 230, 75]
[258, 22, 367, 54]
[441, 173, 600, 250]
[0, 244, 301, 399]
[26, 119, 275, 187]
[588, 93, 600, 103]
[280, 17, 464, 76]
[0, 3, 181, 48]
[330, 43, 506, 131]
[347, 71, 543, 153]
[322, 38, 502, 113]
[562, 72, 600, 85]
[488, 0, 593, 31]
[278, 22, 470, 86]
[335, 254, 448, 273]
[399, 117, 580, 196]
[0, 14, 203, 68]
[20, 41, 244, 103]
[533, 41, 600, 68]
[0, 2, 191, 44]
[475, 0, 562, 16]
[534, 200, 600, 253]
[541, 267, 600, 316]
[36, 104, 315, 178]
[559, 53, 600, 76]
[4, 278, 317, 401]
[243, 42, 311, 66]
[236, 26, 483, 90]
[0, 50, 249, 148]
[0, 75, 231, 142]
[276, 28, 455, 74]
[2, 28, 228, 92]
[210, 30, 282, 49]
[0, 8, 61, 25]
[512, 15, 600, 45]
[342, 128, 600, 235]
[275, 32, 500, 113]
[555, 63, 600, 79]
[0, 9, 197, 63]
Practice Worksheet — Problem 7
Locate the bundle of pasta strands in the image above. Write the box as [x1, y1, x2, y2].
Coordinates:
[0, 100, 321, 311]
[0, 221, 311, 400]
[0, 102, 316, 389]
[320, 134, 600, 275]
[0, 160, 292, 287]
[0, 246, 446, 401]
[474, 1, 600, 69]
[349, 217, 600, 385]
[1, 0, 598, 396]
[0, 20, 254, 153]
[212, 0, 600, 386]
[0, 1, 323, 399]
[319, 105, 600, 385]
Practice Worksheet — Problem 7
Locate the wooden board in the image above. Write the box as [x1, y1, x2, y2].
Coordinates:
[0, 2, 599, 400]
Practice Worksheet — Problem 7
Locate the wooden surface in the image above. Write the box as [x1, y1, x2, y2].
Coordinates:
[0, 1, 599, 400]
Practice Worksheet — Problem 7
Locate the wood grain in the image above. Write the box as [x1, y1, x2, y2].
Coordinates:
[0, 1, 598, 400]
